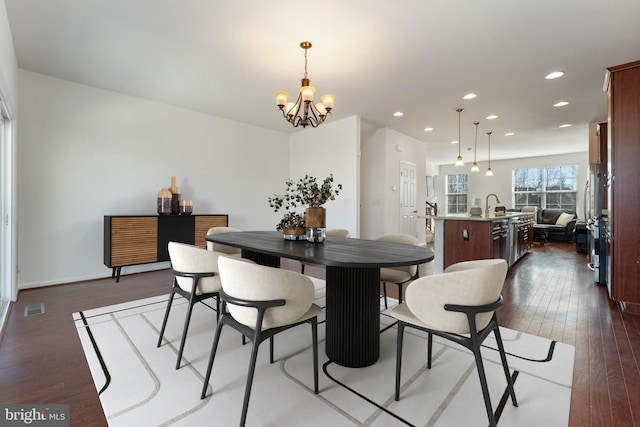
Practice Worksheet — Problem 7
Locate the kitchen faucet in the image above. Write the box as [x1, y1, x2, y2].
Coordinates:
[485, 194, 500, 217]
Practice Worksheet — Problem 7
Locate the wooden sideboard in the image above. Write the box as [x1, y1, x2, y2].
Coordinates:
[104, 214, 228, 281]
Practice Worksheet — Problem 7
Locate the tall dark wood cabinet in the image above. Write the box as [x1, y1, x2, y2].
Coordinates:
[605, 60, 640, 312]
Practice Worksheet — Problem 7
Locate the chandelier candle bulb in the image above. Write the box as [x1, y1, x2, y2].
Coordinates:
[301, 86, 315, 101]
[274, 92, 289, 106]
[321, 94, 335, 109]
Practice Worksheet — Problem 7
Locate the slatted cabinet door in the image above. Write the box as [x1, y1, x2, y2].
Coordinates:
[110, 217, 158, 266]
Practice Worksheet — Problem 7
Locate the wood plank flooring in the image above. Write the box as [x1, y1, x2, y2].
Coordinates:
[0, 243, 638, 426]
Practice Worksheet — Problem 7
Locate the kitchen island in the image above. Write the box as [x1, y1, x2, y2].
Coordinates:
[429, 212, 534, 273]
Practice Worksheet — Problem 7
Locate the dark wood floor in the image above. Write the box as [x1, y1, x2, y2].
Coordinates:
[0, 242, 638, 426]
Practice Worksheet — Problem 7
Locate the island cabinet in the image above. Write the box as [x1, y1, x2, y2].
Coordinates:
[443, 219, 509, 269]
[606, 59, 640, 312]
[430, 213, 533, 273]
[104, 214, 228, 282]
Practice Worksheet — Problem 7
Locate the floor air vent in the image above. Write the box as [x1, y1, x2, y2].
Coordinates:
[24, 303, 45, 317]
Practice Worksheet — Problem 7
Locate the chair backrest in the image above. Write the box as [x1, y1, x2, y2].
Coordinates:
[375, 233, 419, 276]
[405, 259, 508, 334]
[168, 241, 221, 293]
[326, 229, 350, 238]
[218, 256, 315, 330]
[206, 227, 242, 255]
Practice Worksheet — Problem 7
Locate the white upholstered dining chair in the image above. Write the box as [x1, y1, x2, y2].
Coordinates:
[157, 242, 222, 369]
[376, 233, 419, 309]
[390, 258, 518, 427]
[201, 256, 321, 427]
[206, 226, 242, 256]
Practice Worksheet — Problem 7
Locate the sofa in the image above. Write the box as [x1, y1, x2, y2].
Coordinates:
[524, 207, 577, 243]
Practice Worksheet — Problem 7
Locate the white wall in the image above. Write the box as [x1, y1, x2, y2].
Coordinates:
[361, 127, 427, 242]
[360, 128, 385, 239]
[289, 116, 360, 237]
[17, 70, 292, 288]
[436, 151, 590, 218]
[0, 0, 16, 108]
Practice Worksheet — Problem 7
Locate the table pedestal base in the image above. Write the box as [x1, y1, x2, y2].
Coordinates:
[325, 266, 380, 367]
[241, 249, 281, 267]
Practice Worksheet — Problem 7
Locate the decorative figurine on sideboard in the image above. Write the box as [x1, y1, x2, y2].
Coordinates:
[179, 200, 193, 215]
[157, 188, 172, 215]
[169, 175, 181, 214]
[158, 176, 193, 215]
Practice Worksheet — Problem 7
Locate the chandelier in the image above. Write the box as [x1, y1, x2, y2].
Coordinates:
[274, 41, 335, 128]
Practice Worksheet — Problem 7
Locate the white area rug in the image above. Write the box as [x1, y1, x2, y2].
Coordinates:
[73, 279, 574, 426]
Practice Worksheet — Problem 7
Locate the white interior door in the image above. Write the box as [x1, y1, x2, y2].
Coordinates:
[400, 161, 417, 238]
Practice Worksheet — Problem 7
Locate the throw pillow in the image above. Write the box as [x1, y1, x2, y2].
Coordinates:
[555, 212, 574, 227]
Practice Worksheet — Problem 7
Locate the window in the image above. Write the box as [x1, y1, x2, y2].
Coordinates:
[446, 173, 468, 214]
[513, 165, 577, 211]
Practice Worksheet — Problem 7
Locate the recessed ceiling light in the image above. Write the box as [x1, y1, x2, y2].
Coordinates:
[553, 101, 569, 107]
[559, 123, 572, 128]
[545, 71, 565, 80]
[393, 112, 403, 117]
[463, 93, 477, 100]
[423, 127, 434, 132]
[486, 115, 498, 120]
[505, 132, 515, 136]
[450, 140, 459, 144]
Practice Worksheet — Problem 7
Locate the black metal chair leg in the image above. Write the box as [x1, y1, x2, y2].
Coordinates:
[239, 331, 262, 427]
[175, 298, 196, 369]
[311, 319, 319, 394]
[471, 335, 497, 427]
[397, 283, 403, 304]
[383, 283, 389, 309]
[494, 327, 518, 406]
[427, 332, 433, 369]
[395, 321, 405, 401]
[157, 290, 176, 347]
[269, 336, 274, 363]
[201, 319, 226, 399]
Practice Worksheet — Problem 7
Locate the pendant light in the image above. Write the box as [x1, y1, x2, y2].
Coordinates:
[485, 131, 494, 176]
[470, 121, 480, 172]
[454, 108, 464, 166]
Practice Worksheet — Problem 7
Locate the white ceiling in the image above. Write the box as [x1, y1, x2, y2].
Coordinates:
[6, 0, 640, 165]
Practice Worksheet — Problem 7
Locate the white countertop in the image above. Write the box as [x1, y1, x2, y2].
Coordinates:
[428, 212, 534, 221]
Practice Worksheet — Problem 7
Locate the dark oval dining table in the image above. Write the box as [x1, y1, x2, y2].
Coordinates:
[206, 230, 434, 368]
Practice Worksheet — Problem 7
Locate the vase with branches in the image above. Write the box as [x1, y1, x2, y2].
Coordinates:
[268, 174, 342, 240]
